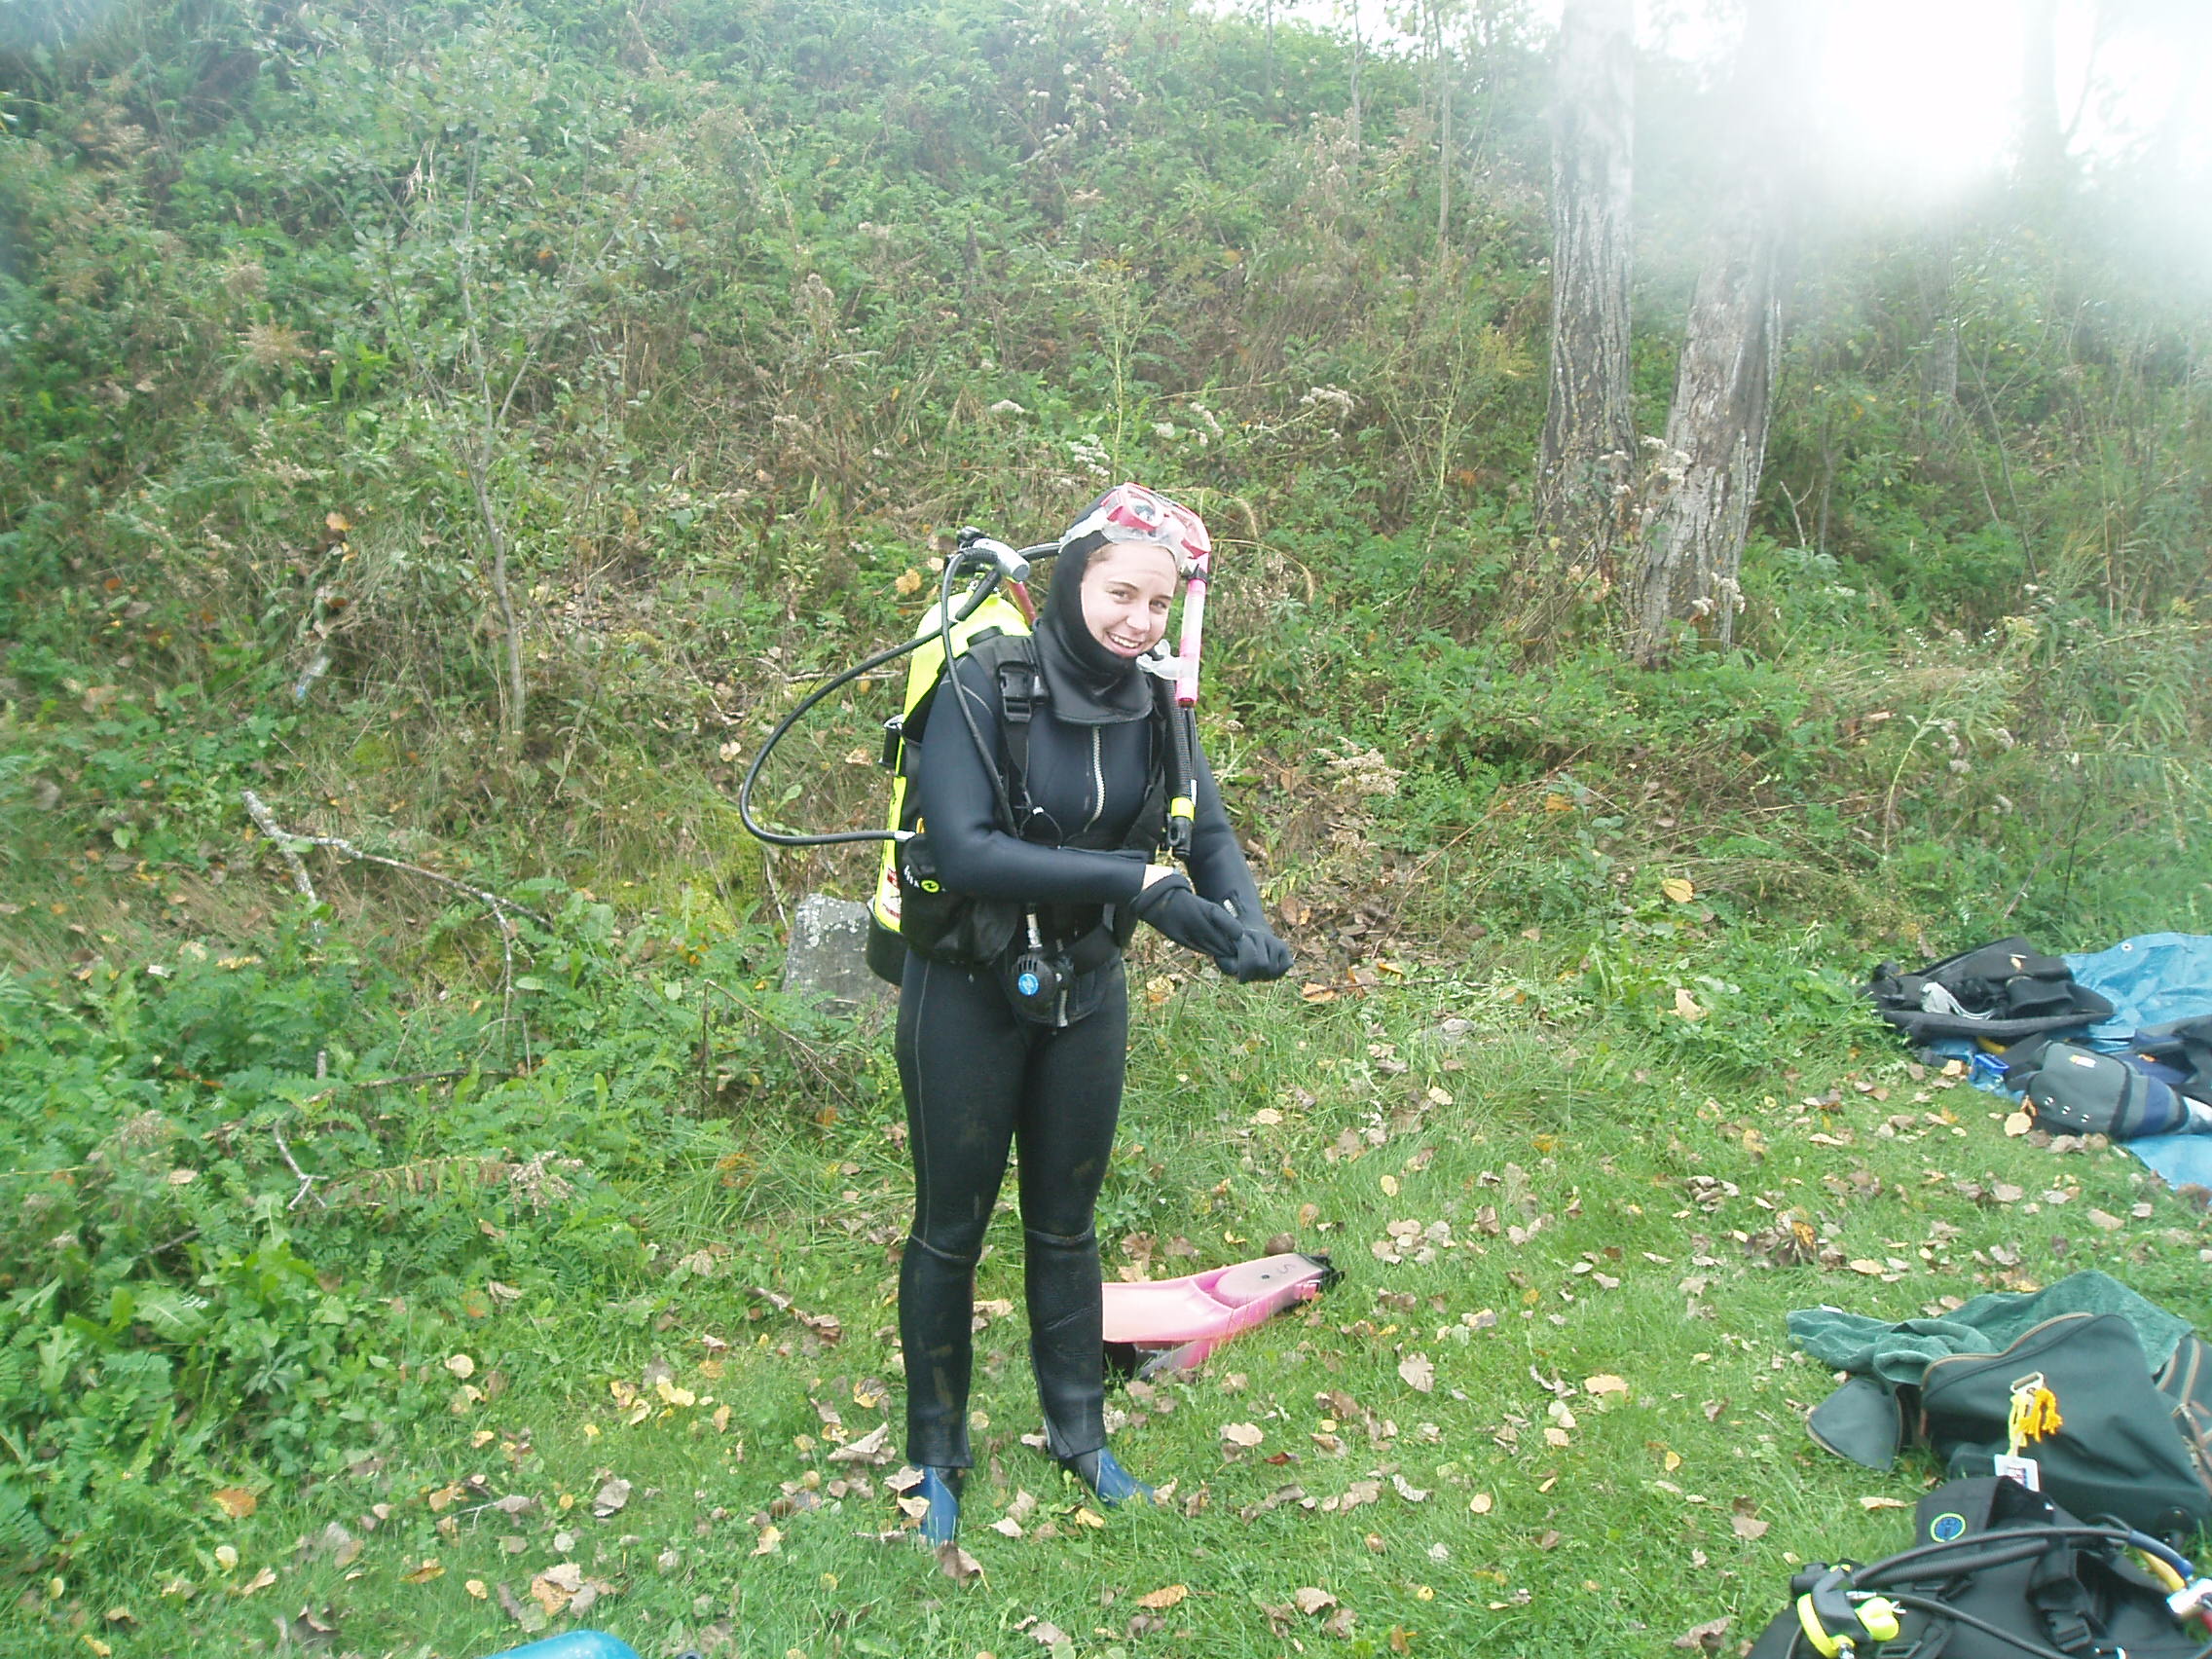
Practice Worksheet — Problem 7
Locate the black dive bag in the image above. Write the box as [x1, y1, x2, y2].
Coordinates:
[1863, 937, 2114, 1046]
[1745, 1476, 2206, 1659]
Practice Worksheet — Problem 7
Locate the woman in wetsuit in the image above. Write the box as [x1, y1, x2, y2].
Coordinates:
[896, 485, 1291, 1542]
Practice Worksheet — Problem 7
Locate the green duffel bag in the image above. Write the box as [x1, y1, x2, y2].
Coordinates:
[1918, 1310, 2212, 1538]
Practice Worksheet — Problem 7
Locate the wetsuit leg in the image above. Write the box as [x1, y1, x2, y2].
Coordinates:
[896, 951, 1028, 1470]
[1014, 963, 1129, 1459]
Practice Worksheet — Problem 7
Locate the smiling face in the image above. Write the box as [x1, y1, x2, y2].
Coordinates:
[1078, 540, 1180, 658]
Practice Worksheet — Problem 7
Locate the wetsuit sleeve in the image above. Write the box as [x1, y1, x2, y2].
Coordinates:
[1185, 736, 1267, 924]
[910, 656, 1148, 905]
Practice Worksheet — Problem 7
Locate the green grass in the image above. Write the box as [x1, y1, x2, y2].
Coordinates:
[11, 952, 2203, 1659]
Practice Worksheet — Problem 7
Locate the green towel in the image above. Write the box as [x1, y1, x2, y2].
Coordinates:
[1788, 1270, 2192, 1387]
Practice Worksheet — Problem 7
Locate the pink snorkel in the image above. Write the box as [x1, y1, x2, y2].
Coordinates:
[1066, 484, 1215, 859]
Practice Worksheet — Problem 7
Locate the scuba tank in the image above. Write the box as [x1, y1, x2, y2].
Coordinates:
[864, 585, 1033, 983]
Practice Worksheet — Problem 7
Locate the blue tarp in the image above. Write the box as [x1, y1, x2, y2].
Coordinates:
[2066, 932, 2212, 1048]
[2063, 933, 2212, 1184]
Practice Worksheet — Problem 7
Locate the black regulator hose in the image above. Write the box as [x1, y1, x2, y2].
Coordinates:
[735, 540, 1056, 848]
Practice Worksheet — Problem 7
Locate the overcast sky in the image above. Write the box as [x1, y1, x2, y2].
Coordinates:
[1244, 0, 2208, 207]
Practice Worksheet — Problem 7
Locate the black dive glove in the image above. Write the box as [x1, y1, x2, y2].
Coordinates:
[1214, 921, 1293, 984]
[1128, 871, 1245, 960]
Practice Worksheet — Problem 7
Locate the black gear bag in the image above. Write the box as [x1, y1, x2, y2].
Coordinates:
[1745, 1476, 2210, 1659]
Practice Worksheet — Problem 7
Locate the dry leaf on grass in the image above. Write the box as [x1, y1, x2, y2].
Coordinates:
[1674, 1615, 1732, 1650]
[828, 1422, 893, 1464]
[497, 1581, 546, 1634]
[1294, 1587, 1338, 1615]
[592, 1478, 631, 1518]
[1398, 1354, 1435, 1393]
[1136, 1585, 1189, 1609]
[212, 1487, 258, 1520]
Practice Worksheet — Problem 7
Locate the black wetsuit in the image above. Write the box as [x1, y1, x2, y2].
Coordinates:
[896, 588, 1263, 1472]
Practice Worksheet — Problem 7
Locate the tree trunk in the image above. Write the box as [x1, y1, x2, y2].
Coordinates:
[1629, 0, 1805, 667]
[1629, 222, 1780, 663]
[1532, 0, 1636, 579]
[2018, 0, 2066, 198]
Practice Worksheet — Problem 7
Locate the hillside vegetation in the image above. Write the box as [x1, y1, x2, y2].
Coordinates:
[3, 2, 2209, 1655]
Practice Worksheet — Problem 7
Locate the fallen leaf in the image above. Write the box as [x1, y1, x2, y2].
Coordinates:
[1731, 1513, 1769, 1540]
[238, 1567, 276, 1596]
[592, 1478, 631, 1518]
[1674, 1615, 1732, 1650]
[528, 1567, 576, 1616]
[1221, 1422, 1266, 1447]
[464, 1579, 488, 1600]
[1294, 1587, 1339, 1615]
[751, 1525, 783, 1556]
[400, 1560, 443, 1585]
[1661, 878, 1695, 904]
[2004, 1111, 2034, 1137]
[1860, 1496, 1910, 1510]
[937, 1542, 983, 1583]
[212, 1488, 258, 1521]
[1583, 1374, 1630, 1399]
[1136, 1585, 1189, 1610]
[1674, 987, 1707, 1021]
[1398, 1354, 1435, 1393]
[1322, 1606, 1357, 1638]
[990, 1516, 1023, 1538]
[1468, 1493, 1493, 1514]
[498, 1581, 547, 1634]
[444, 1353, 475, 1381]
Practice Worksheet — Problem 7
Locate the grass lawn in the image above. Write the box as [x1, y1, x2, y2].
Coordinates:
[15, 952, 2201, 1659]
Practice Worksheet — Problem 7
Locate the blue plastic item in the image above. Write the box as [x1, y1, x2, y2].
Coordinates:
[479, 1634, 644, 1659]
[2066, 933, 2212, 1047]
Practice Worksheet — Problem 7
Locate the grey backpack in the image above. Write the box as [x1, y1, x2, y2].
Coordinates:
[2020, 1042, 2187, 1140]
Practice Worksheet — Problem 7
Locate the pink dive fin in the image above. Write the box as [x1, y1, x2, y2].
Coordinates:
[1100, 1253, 1338, 1380]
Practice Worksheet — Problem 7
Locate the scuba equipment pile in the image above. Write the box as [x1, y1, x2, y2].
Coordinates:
[1742, 1474, 2212, 1658]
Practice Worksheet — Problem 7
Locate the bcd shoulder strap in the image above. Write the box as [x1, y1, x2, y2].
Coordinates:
[958, 634, 1170, 855]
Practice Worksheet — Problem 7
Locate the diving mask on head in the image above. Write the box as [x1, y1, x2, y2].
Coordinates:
[1059, 482, 1212, 578]
[1060, 483, 1213, 714]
